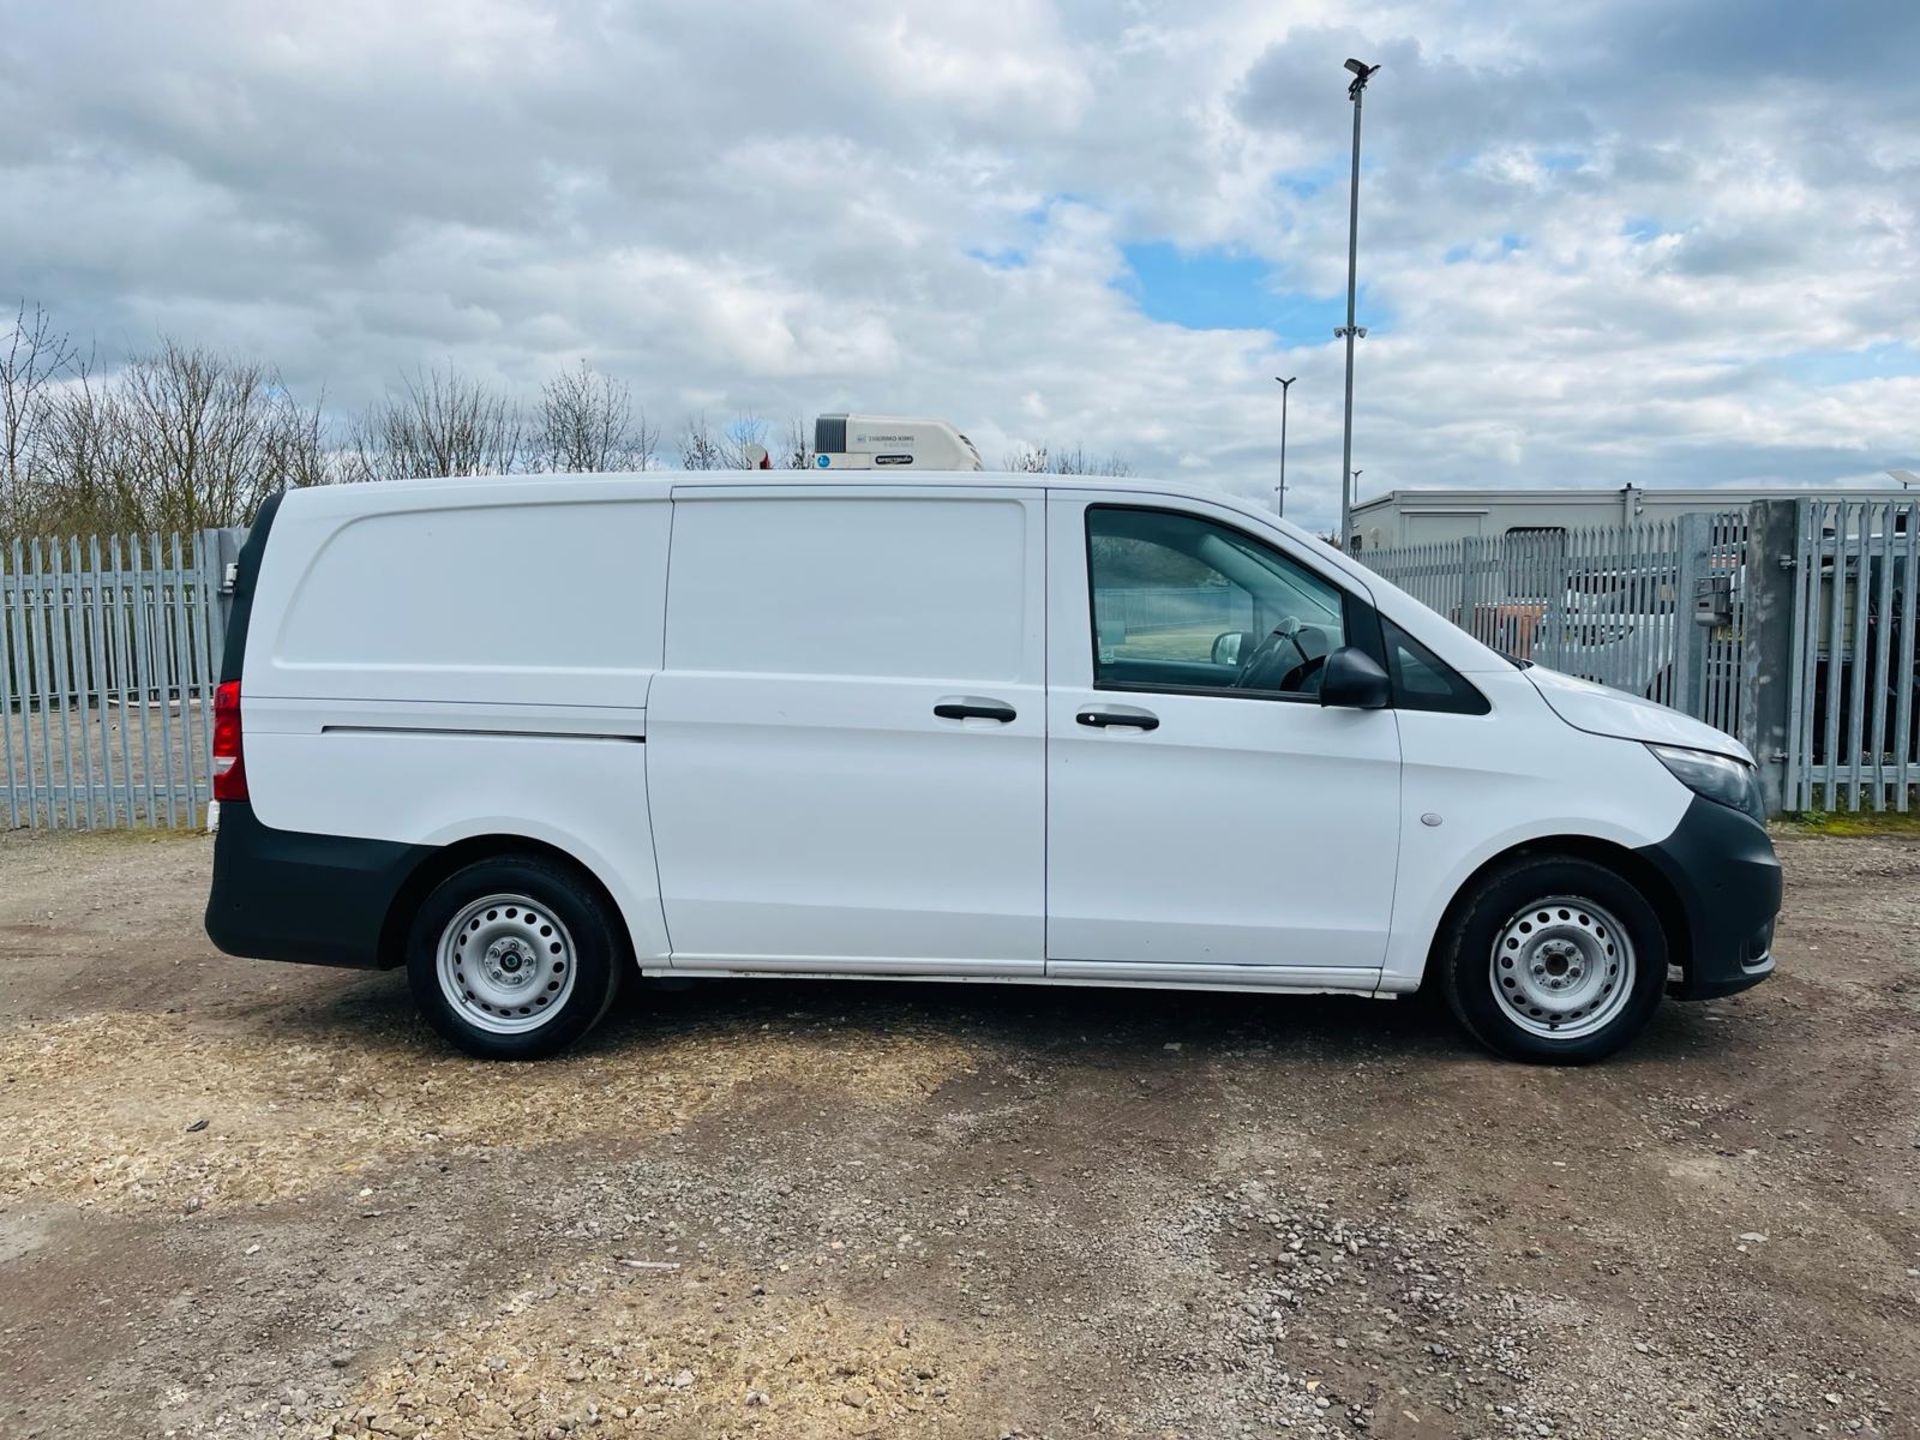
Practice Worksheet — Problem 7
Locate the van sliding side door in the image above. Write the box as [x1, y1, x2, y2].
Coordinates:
[647, 485, 1049, 974]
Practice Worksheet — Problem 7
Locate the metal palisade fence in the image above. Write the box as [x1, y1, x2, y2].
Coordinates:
[1360, 501, 1920, 816]
[1360, 513, 1747, 724]
[1786, 499, 1920, 813]
[1, 530, 241, 829]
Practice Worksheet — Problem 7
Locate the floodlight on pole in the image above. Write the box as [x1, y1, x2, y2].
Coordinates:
[1336, 57, 1379, 548]
[1274, 376, 1297, 517]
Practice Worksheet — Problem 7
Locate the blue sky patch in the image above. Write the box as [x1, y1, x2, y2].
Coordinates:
[1444, 234, 1526, 264]
[967, 245, 1026, 270]
[1770, 343, 1920, 385]
[1274, 163, 1339, 200]
[1117, 242, 1365, 343]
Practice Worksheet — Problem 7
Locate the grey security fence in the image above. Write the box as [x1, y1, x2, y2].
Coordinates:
[1, 530, 242, 829]
[1096, 584, 1252, 640]
[1783, 499, 1920, 813]
[1360, 513, 1748, 728]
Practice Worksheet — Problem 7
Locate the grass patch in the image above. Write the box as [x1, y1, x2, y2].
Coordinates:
[1774, 809, 1920, 837]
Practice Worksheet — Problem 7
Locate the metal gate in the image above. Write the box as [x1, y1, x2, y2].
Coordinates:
[1, 531, 238, 829]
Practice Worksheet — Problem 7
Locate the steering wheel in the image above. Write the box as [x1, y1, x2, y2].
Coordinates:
[1276, 652, 1328, 694]
[1235, 617, 1322, 693]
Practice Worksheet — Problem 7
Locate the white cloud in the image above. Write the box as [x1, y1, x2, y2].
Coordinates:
[2, 0, 1916, 529]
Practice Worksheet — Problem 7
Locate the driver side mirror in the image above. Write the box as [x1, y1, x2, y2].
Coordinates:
[1319, 645, 1392, 709]
[1211, 630, 1253, 667]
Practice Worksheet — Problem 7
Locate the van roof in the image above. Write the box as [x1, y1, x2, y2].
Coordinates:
[274, 467, 1391, 617]
[286, 467, 1323, 515]
[322, 468, 1204, 496]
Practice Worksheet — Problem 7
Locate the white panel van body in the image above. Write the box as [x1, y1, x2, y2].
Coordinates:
[206, 472, 1780, 1063]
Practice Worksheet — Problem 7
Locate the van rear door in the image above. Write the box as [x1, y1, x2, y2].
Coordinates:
[647, 485, 1047, 973]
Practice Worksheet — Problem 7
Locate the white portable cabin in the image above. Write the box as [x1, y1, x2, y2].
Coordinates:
[1351, 485, 1913, 551]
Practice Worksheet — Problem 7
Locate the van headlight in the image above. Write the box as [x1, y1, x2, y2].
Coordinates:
[1646, 744, 1765, 823]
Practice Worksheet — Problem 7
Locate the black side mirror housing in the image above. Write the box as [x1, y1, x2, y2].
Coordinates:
[1319, 645, 1392, 709]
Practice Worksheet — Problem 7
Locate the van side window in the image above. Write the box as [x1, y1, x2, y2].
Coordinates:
[1382, 618, 1490, 715]
[1085, 506, 1347, 698]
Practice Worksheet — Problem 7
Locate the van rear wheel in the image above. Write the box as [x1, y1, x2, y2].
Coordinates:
[405, 855, 623, 1060]
[1437, 855, 1666, 1064]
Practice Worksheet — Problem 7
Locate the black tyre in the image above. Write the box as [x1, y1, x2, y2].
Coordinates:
[1435, 854, 1666, 1064]
[405, 854, 624, 1060]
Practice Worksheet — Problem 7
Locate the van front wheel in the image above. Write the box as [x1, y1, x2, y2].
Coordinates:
[405, 855, 623, 1060]
[1437, 855, 1666, 1064]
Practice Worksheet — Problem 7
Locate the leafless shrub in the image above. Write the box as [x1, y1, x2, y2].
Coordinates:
[718, 413, 769, 470]
[345, 367, 523, 482]
[782, 415, 815, 469]
[1003, 441, 1131, 477]
[534, 361, 657, 472]
[677, 412, 723, 471]
[13, 338, 324, 533]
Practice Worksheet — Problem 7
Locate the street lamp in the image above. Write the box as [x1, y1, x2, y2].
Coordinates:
[1336, 57, 1380, 548]
[1273, 375, 1297, 517]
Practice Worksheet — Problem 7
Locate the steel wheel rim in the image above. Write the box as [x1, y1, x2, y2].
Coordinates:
[1490, 894, 1636, 1040]
[436, 893, 576, 1035]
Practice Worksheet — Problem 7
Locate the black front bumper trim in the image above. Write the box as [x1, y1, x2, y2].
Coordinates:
[1635, 794, 1782, 1001]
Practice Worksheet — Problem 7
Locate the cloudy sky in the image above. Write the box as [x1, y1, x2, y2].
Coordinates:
[3, 0, 1916, 528]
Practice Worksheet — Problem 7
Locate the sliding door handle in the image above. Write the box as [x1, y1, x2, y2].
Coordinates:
[935, 698, 1017, 723]
[1076, 705, 1160, 731]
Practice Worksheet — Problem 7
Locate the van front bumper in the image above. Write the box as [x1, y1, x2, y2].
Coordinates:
[205, 802, 432, 969]
[1635, 795, 1782, 1000]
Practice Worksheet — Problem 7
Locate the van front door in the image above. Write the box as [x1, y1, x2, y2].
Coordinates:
[647, 486, 1047, 973]
[1044, 495, 1402, 984]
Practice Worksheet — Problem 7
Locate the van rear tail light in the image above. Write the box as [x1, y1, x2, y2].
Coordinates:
[212, 680, 248, 802]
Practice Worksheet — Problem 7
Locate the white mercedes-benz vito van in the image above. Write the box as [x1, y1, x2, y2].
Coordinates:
[205, 471, 1779, 1064]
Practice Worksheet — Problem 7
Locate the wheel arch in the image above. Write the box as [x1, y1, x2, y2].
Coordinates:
[1419, 834, 1690, 992]
[376, 833, 635, 972]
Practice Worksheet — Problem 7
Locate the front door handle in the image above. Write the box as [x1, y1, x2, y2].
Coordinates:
[935, 697, 1017, 723]
[1076, 705, 1160, 732]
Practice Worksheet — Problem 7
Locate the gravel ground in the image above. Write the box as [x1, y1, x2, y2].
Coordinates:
[0, 827, 1916, 1439]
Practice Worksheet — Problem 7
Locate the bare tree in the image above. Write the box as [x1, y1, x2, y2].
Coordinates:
[677, 412, 724, 471]
[27, 363, 139, 534]
[0, 302, 81, 526]
[347, 366, 523, 482]
[18, 340, 325, 533]
[717, 413, 769, 470]
[1005, 442, 1051, 474]
[534, 361, 657, 472]
[1048, 442, 1131, 478]
[1003, 441, 1131, 477]
[782, 415, 816, 470]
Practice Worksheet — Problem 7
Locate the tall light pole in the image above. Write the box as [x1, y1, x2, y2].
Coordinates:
[1273, 375, 1296, 517]
[1337, 57, 1379, 548]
